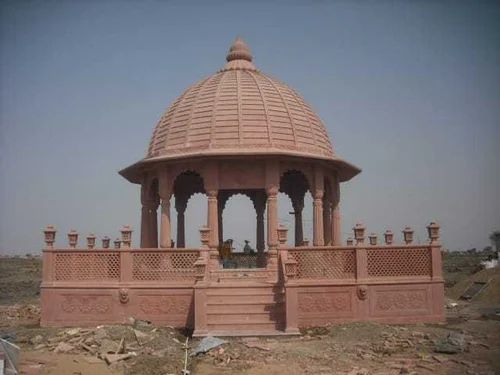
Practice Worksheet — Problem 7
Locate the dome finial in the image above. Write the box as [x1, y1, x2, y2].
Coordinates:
[226, 37, 252, 62]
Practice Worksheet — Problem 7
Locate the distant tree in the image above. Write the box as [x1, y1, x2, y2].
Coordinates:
[490, 231, 500, 252]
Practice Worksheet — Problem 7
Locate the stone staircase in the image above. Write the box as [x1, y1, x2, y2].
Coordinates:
[194, 269, 287, 336]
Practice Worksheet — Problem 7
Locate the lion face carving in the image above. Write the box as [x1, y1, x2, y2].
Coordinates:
[357, 285, 368, 300]
[119, 289, 129, 304]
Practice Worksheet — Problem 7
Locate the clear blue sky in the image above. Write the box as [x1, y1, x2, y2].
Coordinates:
[1, 1, 499, 254]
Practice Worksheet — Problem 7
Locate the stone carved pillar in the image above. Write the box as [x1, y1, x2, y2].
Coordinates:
[140, 204, 150, 248]
[217, 192, 229, 246]
[292, 198, 304, 247]
[218, 208, 223, 246]
[313, 168, 325, 246]
[207, 190, 219, 249]
[175, 196, 188, 248]
[312, 191, 324, 246]
[266, 187, 278, 251]
[159, 199, 171, 248]
[254, 191, 266, 267]
[159, 170, 172, 248]
[140, 178, 159, 248]
[256, 209, 265, 251]
[332, 204, 342, 246]
[177, 211, 185, 248]
[149, 202, 158, 248]
[323, 199, 332, 245]
[141, 201, 158, 248]
[265, 161, 279, 274]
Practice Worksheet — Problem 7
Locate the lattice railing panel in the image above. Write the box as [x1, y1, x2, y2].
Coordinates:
[367, 247, 431, 277]
[288, 249, 356, 279]
[132, 251, 198, 281]
[54, 252, 120, 281]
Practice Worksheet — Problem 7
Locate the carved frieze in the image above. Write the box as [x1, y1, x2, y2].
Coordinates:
[375, 290, 427, 311]
[299, 292, 351, 313]
[61, 295, 110, 314]
[138, 295, 192, 315]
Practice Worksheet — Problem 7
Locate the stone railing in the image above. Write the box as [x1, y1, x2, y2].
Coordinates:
[41, 226, 200, 284]
[42, 248, 201, 284]
[280, 222, 442, 282]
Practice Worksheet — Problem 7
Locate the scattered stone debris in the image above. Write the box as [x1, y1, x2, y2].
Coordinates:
[434, 332, 467, 354]
[104, 352, 137, 364]
[54, 342, 75, 354]
[12, 320, 189, 373]
[192, 336, 227, 356]
[244, 341, 271, 351]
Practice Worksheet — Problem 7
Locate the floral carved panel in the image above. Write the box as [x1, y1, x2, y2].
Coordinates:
[373, 289, 429, 315]
[298, 291, 351, 314]
[137, 295, 192, 315]
[60, 295, 111, 314]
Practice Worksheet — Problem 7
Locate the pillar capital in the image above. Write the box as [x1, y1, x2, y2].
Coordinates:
[207, 189, 218, 198]
[266, 186, 278, 197]
[313, 189, 324, 200]
[142, 198, 159, 209]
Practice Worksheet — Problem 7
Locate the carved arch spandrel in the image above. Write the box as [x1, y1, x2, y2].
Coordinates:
[278, 161, 314, 192]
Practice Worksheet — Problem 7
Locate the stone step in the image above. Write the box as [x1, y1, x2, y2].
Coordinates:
[195, 329, 296, 337]
[207, 294, 284, 305]
[207, 303, 284, 315]
[207, 322, 283, 332]
[207, 313, 281, 324]
[206, 287, 283, 296]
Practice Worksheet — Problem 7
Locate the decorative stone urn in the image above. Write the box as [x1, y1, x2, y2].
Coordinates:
[199, 226, 210, 248]
[102, 236, 111, 249]
[120, 225, 132, 248]
[43, 225, 56, 249]
[113, 238, 121, 249]
[86, 234, 96, 249]
[402, 226, 414, 245]
[67, 230, 78, 248]
[353, 223, 365, 245]
[368, 233, 378, 246]
[384, 230, 394, 245]
[346, 237, 354, 246]
[427, 222, 440, 244]
[277, 225, 288, 246]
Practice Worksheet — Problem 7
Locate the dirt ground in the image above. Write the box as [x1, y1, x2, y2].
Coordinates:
[1, 253, 499, 375]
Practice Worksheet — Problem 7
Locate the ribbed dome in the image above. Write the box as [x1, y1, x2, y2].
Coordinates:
[147, 38, 335, 161]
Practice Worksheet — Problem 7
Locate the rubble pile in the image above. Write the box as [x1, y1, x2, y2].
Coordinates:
[23, 318, 187, 374]
[0, 304, 40, 327]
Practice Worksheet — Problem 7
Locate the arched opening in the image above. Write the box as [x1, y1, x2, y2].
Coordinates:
[221, 193, 257, 252]
[217, 189, 267, 268]
[279, 170, 312, 247]
[170, 193, 207, 248]
[172, 171, 205, 248]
